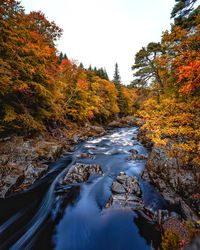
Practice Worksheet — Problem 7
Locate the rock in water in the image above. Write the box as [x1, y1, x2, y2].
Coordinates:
[0, 175, 24, 198]
[128, 149, 138, 154]
[116, 171, 127, 184]
[127, 154, 147, 161]
[63, 163, 103, 184]
[112, 181, 126, 194]
[126, 176, 141, 197]
[108, 172, 142, 209]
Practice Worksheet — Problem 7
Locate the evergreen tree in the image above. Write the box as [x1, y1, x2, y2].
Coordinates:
[113, 63, 121, 85]
[58, 52, 63, 64]
[79, 62, 84, 69]
[132, 42, 164, 91]
[103, 68, 109, 81]
[171, 0, 199, 28]
[112, 63, 128, 116]
[58, 52, 68, 64]
[117, 86, 129, 116]
[63, 53, 68, 59]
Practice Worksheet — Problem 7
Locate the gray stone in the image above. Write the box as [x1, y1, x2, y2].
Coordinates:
[73, 135, 79, 143]
[116, 172, 127, 184]
[112, 181, 126, 194]
[0, 154, 9, 165]
[185, 236, 200, 250]
[0, 175, 24, 198]
[129, 149, 138, 154]
[128, 154, 147, 161]
[64, 163, 103, 184]
[145, 145, 200, 218]
[126, 176, 141, 197]
[77, 153, 95, 159]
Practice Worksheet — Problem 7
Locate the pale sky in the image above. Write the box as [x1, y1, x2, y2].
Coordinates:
[20, 0, 175, 84]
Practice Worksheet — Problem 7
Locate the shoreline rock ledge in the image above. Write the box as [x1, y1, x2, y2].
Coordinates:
[142, 146, 200, 223]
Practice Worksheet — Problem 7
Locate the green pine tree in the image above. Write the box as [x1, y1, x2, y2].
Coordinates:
[113, 63, 121, 85]
[79, 62, 84, 69]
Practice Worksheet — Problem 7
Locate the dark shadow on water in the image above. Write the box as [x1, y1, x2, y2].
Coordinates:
[54, 208, 154, 250]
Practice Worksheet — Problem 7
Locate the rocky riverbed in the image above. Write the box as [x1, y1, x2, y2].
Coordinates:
[0, 116, 137, 198]
[138, 128, 200, 249]
[139, 130, 200, 221]
[0, 123, 106, 198]
[0, 118, 199, 249]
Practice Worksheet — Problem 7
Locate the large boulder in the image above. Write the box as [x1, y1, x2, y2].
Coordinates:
[0, 174, 24, 198]
[63, 163, 103, 184]
[112, 181, 126, 194]
[108, 172, 142, 209]
[147, 147, 200, 199]
[143, 146, 200, 221]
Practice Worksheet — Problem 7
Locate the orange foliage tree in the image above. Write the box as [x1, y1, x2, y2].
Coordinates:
[0, 0, 137, 135]
[0, 0, 63, 133]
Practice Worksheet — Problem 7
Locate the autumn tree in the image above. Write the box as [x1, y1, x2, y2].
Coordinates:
[26, 11, 63, 47]
[133, 0, 200, 174]
[0, 0, 63, 134]
[89, 77, 119, 122]
[0, 0, 137, 135]
[161, 0, 200, 95]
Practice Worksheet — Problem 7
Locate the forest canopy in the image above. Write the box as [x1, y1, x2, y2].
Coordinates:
[0, 0, 137, 135]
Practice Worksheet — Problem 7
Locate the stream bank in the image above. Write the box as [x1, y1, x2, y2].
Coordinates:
[0, 123, 104, 198]
[138, 128, 200, 221]
[138, 127, 200, 249]
[0, 116, 137, 198]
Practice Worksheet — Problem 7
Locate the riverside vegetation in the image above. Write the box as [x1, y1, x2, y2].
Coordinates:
[130, 0, 200, 248]
[0, 0, 200, 249]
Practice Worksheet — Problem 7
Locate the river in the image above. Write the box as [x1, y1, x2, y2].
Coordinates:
[0, 127, 170, 250]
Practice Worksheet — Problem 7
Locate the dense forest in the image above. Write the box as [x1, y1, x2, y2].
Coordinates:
[1, 1, 199, 164]
[0, 0, 137, 136]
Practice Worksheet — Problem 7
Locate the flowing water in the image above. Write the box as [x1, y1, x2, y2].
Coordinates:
[0, 127, 169, 250]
